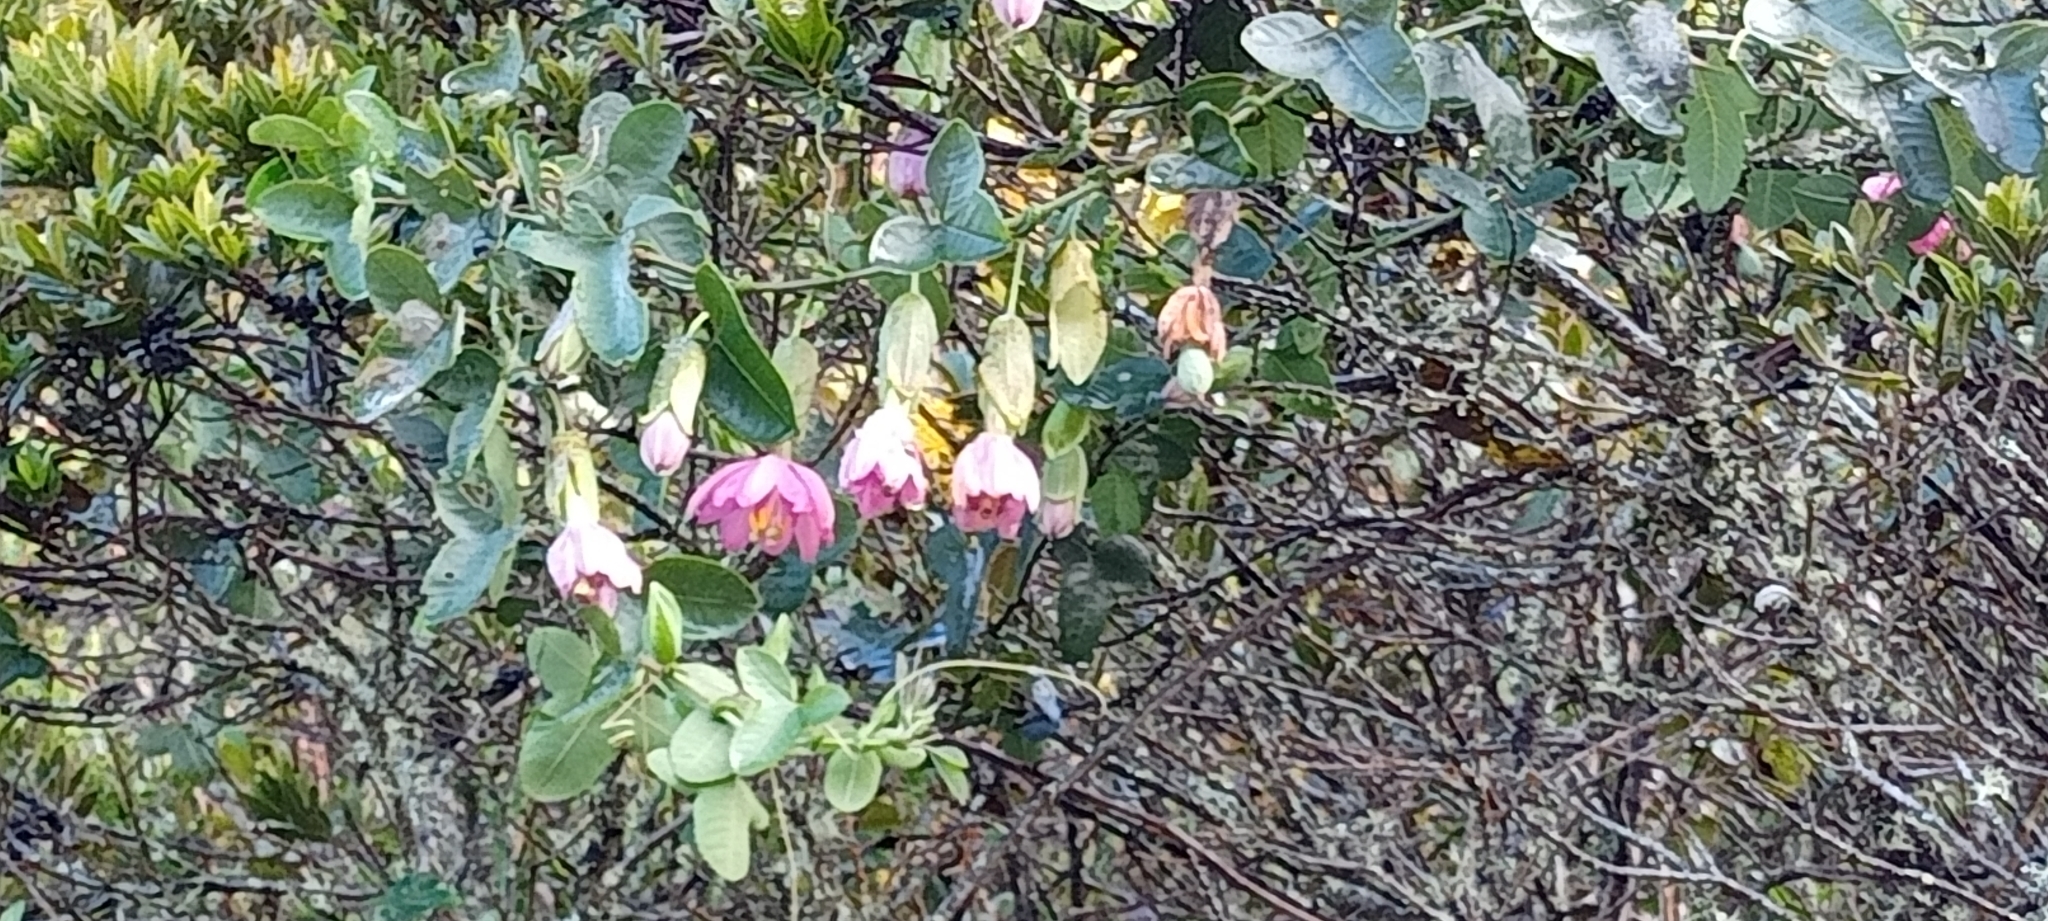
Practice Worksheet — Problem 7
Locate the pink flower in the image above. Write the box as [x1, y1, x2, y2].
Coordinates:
[838, 404, 929, 518]
[1158, 284, 1226, 363]
[1037, 496, 1079, 539]
[992, 0, 1044, 29]
[950, 432, 1041, 540]
[1862, 172, 1904, 202]
[1909, 214, 1955, 257]
[886, 128, 929, 199]
[639, 410, 691, 477]
[547, 515, 644, 613]
[686, 454, 837, 562]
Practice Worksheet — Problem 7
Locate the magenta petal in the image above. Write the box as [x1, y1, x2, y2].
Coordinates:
[546, 528, 580, 595]
[996, 498, 1027, 540]
[686, 464, 740, 519]
[715, 511, 752, 552]
[792, 509, 824, 562]
[728, 456, 785, 510]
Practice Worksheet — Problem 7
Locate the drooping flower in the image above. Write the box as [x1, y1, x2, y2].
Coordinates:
[838, 403, 930, 518]
[951, 432, 1041, 540]
[1037, 495, 1080, 539]
[639, 410, 691, 477]
[1157, 284, 1227, 362]
[885, 127, 930, 200]
[686, 454, 838, 562]
[991, 0, 1045, 30]
[1909, 213, 1956, 257]
[1862, 172, 1904, 202]
[547, 513, 644, 613]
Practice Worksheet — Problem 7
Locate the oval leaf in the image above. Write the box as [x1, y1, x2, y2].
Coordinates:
[695, 264, 798, 445]
[824, 749, 884, 813]
[1047, 239, 1107, 384]
[645, 555, 761, 639]
[1239, 11, 1428, 133]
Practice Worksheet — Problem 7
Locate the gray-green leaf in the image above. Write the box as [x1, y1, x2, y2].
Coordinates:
[1520, 0, 1690, 135]
[1239, 11, 1428, 133]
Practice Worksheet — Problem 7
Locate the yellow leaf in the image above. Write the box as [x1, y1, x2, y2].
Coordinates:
[911, 395, 974, 497]
[1138, 188, 1185, 244]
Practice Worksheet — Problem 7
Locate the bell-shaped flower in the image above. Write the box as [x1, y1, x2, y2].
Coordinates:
[1157, 284, 1227, 363]
[1909, 214, 1956, 257]
[686, 454, 837, 562]
[639, 410, 691, 477]
[1037, 495, 1080, 539]
[1861, 172, 1904, 202]
[951, 432, 1041, 540]
[886, 127, 930, 199]
[992, 0, 1045, 29]
[838, 403, 930, 518]
[547, 512, 644, 613]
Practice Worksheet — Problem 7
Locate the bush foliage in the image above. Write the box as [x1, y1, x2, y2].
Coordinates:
[6, 0, 2048, 917]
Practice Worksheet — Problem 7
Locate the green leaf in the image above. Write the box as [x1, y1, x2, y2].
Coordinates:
[1679, 58, 1763, 213]
[692, 781, 760, 881]
[754, 0, 844, 73]
[572, 236, 649, 365]
[879, 291, 940, 400]
[517, 706, 616, 802]
[674, 663, 743, 707]
[1916, 30, 2048, 173]
[1418, 38, 1534, 168]
[824, 749, 884, 813]
[507, 227, 602, 271]
[1607, 158, 1695, 219]
[137, 723, 214, 781]
[527, 627, 595, 703]
[606, 101, 691, 196]
[736, 647, 797, 702]
[645, 555, 762, 639]
[647, 583, 684, 665]
[365, 245, 442, 316]
[1236, 106, 1308, 176]
[1520, 0, 1690, 135]
[0, 641, 50, 693]
[1040, 401, 1094, 456]
[1791, 172, 1859, 229]
[1089, 469, 1147, 536]
[728, 696, 800, 776]
[376, 874, 460, 921]
[248, 114, 338, 150]
[1420, 166, 1537, 261]
[871, 121, 1011, 271]
[1055, 356, 1171, 420]
[1047, 239, 1107, 384]
[1743, 0, 1907, 72]
[416, 526, 518, 627]
[977, 313, 1038, 434]
[1743, 168, 1804, 230]
[1057, 555, 1116, 662]
[347, 300, 461, 422]
[798, 681, 851, 725]
[1239, 11, 1428, 133]
[667, 708, 737, 784]
[442, 20, 525, 97]
[252, 180, 355, 242]
[621, 693, 682, 754]
[1824, 65, 1951, 202]
[696, 264, 797, 445]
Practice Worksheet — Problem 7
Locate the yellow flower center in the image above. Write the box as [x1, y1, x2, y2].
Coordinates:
[750, 501, 791, 544]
